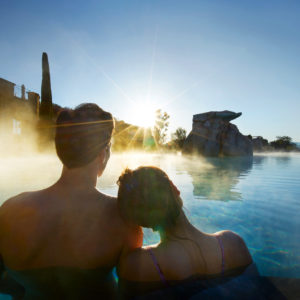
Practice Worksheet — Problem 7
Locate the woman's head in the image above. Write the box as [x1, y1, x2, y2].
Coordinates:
[117, 166, 183, 231]
[55, 103, 114, 169]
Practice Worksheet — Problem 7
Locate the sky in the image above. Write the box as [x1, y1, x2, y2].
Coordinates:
[1, 0, 300, 141]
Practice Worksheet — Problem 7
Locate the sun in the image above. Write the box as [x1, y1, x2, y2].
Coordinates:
[129, 101, 157, 128]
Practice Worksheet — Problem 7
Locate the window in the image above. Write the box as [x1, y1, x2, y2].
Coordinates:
[12, 119, 21, 135]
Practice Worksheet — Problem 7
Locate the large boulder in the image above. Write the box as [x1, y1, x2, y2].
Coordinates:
[183, 110, 253, 156]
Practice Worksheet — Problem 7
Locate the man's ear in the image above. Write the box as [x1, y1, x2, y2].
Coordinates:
[98, 148, 106, 163]
[101, 149, 107, 164]
[97, 148, 106, 177]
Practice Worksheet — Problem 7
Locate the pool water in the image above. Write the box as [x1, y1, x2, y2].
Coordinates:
[96, 153, 300, 278]
[0, 152, 299, 298]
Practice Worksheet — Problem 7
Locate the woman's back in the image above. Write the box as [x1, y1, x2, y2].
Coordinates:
[116, 166, 252, 298]
[118, 228, 252, 285]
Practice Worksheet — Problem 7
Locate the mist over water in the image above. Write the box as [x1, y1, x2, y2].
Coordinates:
[0, 154, 60, 202]
[0, 152, 211, 203]
[0, 152, 300, 277]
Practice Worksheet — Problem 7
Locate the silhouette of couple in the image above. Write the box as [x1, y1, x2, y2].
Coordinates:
[0, 103, 252, 299]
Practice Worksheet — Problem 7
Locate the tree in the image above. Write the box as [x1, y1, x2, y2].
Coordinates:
[171, 127, 187, 149]
[154, 109, 170, 146]
[270, 136, 296, 150]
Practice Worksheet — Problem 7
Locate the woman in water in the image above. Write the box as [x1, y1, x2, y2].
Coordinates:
[0, 103, 142, 299]
[117, 166, 253, 298]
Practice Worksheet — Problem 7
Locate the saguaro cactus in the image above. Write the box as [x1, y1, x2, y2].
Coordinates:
[40, 52, 53, 120]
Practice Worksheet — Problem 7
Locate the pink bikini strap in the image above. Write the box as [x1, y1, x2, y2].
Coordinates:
[148, 248, 169, 286]
[216, 235, 225, 275]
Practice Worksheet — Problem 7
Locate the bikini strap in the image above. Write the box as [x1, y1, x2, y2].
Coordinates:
[148, 248, 169, 286]
[216, 235, 225, 275]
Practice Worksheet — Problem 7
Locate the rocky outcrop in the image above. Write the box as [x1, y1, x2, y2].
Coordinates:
[183, 110, 253, 157]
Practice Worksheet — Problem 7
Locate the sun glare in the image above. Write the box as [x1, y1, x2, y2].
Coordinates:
[130, 102, 157, 128]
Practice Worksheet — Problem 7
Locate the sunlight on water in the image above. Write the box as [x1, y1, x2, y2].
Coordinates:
[0, 152, 300, 278]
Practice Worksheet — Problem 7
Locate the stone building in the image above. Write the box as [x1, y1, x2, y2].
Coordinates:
[0, 77, 40, 142]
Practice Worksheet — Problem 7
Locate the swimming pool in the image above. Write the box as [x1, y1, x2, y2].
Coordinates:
[0, 152, 299, 298]
[96, 152, 300, 279]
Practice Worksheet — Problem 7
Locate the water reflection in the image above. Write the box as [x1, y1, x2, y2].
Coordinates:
[253, 155, 267, 166]
[253, 154, 294, 168]
[187, 157, 253, 201]
[275, 156, 291, 166]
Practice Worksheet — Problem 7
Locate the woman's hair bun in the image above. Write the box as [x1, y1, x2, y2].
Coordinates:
[117, 166, 183, 230]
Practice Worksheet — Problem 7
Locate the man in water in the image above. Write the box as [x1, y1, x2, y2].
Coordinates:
[0, 103, 142, 299]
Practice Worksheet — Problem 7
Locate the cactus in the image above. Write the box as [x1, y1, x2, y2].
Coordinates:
[40, 52, 53, 120]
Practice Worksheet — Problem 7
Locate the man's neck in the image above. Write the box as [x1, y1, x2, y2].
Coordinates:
[57, 165, 98, 190]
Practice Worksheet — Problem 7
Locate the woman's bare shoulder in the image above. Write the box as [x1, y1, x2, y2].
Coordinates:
[118, 243, 191, 282]
[216, 230, 249, 249]
[215, 230, 252, 269]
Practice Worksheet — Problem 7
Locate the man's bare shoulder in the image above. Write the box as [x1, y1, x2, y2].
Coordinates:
[91, 191, 143, 255]
[118, 247, 147, 280]
[97, 192, 119, 215]
[99, 192, 117, 205]
[102, 193, 141, 232]
[0, 191, 41, 221]
[1, 192, 32, 211]
[97, 191, 128, 225]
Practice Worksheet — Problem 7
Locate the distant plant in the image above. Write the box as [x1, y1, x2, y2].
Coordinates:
[171, 127, 187, 149]
[154, 109, 170, 146]
[270, 136, 297, 150]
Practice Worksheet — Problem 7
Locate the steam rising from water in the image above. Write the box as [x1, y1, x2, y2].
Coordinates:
[98, 152, 212, 194]
[0, 152, 211, 204]
[0, 155, 61, 202]
[1, 151, 297, 206]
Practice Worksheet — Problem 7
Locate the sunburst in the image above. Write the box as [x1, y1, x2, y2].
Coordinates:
[62, 28, 200, 150]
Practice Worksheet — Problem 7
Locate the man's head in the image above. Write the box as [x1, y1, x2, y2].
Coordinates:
[55, 103, 114, 173]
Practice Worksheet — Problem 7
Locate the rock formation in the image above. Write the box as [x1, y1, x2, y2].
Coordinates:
[183, 110, 253, 156]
